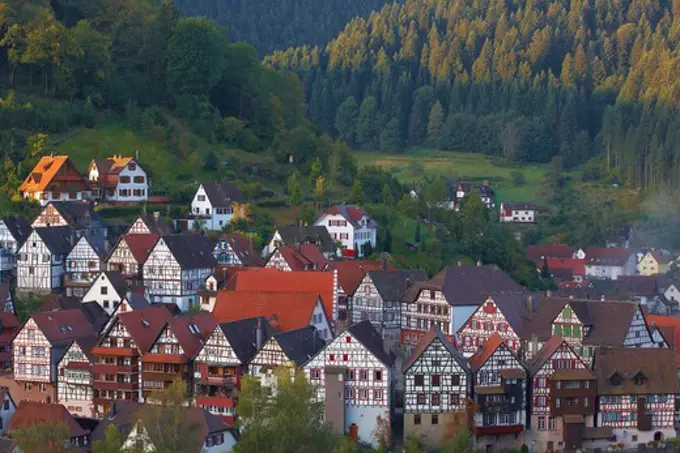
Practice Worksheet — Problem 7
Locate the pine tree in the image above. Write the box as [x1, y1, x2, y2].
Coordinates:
[287, 171, 302, 206]
[381, 183, 395, 205]
[335, 96, 358, 146]
[380, 117, 403, 152]
[350, 179, 363, 204]
[426, 101, 445, 147]
[384, 229, 393, 253]
[414, 222, 421, 243]
[356, 96, 380, 149]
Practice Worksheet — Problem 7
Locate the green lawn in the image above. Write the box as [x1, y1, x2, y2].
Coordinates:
[355, 148, 551, 205]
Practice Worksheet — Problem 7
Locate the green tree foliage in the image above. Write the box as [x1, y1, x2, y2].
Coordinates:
[287, 171, 302, 206]
[356, 96, 380, 149]
[236, 367, 344, 453]
[335, 96, 358, 147]
[92, 424, 125, 453]
[14, 421, 69, 453]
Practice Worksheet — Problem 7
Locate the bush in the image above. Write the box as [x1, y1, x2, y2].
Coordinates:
[511, 170, 526, 186]
[255, 197, 288, 208]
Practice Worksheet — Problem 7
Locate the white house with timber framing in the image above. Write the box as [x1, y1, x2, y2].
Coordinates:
[64, 236, 107, 298]
[0, 217, 31, 282]
[16, 227, 74, 293]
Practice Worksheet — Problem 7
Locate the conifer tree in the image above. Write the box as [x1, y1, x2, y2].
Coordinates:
[426, 101, 444, 147]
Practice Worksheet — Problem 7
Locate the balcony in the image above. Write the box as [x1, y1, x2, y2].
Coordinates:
[195, 395, 236, 408]
[196, 375, 239, 386]
[92, 381, 137, 391]
[142, 371, 187, 382]
[92, 363, 137, 374]
[91, 347, 138, 358]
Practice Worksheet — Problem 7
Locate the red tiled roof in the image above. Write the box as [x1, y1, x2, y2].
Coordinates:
[468, 332, 504, 371]
[213, 291, 322, 333]
[527, 335, 565, 375]
[31, 309, 96, 345]
[164, 311, 217, 359]
[527, 244, 578, 262]
[121, 233, 160, 264]
[584, 247, 633, 266]
[113, 305, 173, 354]
[225, 268, 335, 320]
[8, 401, 87, 438]
[329, 260, 390, 295]
[546, 257, 585, 277]
[273, 245, 328, 271]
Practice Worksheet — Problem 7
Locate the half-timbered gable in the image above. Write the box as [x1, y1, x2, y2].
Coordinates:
[249, 326, 325, 388]
[468, 333, 528, 451]
[401, 285, 451, 349]
[213, 233, 262, 267]
[64, 236, 106, 297]
[595, 347, 678, 447]
[0, 217, 31, 278]
[528, 336, 596, 452]
[31, 202, 107, 241]
[57, 338, 96, 418]
[16, 227, 73, 292]
[303, 321, 392, 448]
[82, 271, 128, 315]
[194, 317, 275, 424]
[7, 401, 91, 448]
[263, 224, 338, 258]
[90, 306, 172, 416]
[106, 233, 158, 286]
[456, 295, 530, 357]
[127, 214, 174, 236]
[88, 156, 149, 203]
[265, 244, 328, 272]
[144, 234, 216, 311]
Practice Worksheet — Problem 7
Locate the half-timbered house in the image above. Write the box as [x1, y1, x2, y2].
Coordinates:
[106, 233, 159, 287]
[141, 311, 217, 399]
[16, 227, 74, 292]
[13, 309, 96, 404]
[304, 321, 393, 448]
[265, 244, 328, 272]
[403, 327, 471, 450]
[57, 337, 97, 418]
[263, 224, 337, 258]
[126, 213, 174, 235]
[144, 234, 216, 311]
[595, 347, 678, 447]
[212, 233, 262, 267]
[101, 293, 151, 334]
[248, 326, 325, 388]
[351, 269, 428, 349]
[213, 290, 333, 341]
[194, 317, 276, 424]
[90, 305, 172, 417]
[330, 260, 389, 330]
[528, 336, 597, 453]
[31, 201, 107, 243]
[468, 333, 528, 452]
[82, 271, 129, 315]
[64, 235, 107, 297]
[0, 217, 31, 281]
[19, 155, 90, 206]
[7, 401, 92, 448]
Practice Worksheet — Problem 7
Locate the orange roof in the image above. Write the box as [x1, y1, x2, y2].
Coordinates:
[468, 332, 505, 371]
[225, 268, 335, 319]
[19, 155, 89, 193]
[213, 291, 323, 332]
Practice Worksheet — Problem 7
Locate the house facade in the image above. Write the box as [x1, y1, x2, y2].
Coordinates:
[265, 244, 328, 272]
[106, 233, 159, 287]
[82, 271, 129, 315]
[19, 155, 90, 206]
[0, 217, 31, 281]
[189, 182, 244, 231]
[304, 321, 392, 448]
[403, 327, 471, 450]
[262, 225, 337, 258]
[126, 214, 174, 235]
[314, 205, 377, 257]
[64, 236, 105, 298]
[499, 202, 537, 223]
[16, 227, 73, 292]
[57, 339, 95, 418]
[31, 201, 107, 241]
[87, 156, 149, 202]
[212, 233, 262, 267]
[584, 247, 637, 280]
[638, 251, 671, 276]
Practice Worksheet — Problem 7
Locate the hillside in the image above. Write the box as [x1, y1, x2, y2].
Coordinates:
[266, 0, 680, 192]
[174, 0, 395, 54]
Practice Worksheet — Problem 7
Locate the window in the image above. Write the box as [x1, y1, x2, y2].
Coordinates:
[359, 370, 368, 381]
[537, 396, 547, 407]
[431, 415, 439, 425]
[358, 389, 368, 400]
[450, 394, 460, 405]
[3, 400, 8, 410]
[133, 176, 145, 183]
[414, 415, 421, 425]
[329, 354, 335, 361]
[452, 375, 460, 386]
[120, 176, 131, 183]
[417, 394, 426, 405]
[548, 417, 556, 430]
[374, 370, 382, 381]
[537, 417, 546, 431]
[101, 286, 108, 295]
[431, 375, 441, 386]
[310, 368, 321, 380]
[373, 390, 383, 401]
[346, 369, 355, 381]
[556, 398, 560, 408]
[343, 354, 348, 361]
[345, 389, 354, 399]
[432, 394, 440, 406]
[198, 195, 206, 202]
[414, 375, 424, 386]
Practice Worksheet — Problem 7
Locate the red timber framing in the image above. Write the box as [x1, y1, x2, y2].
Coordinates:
[90, 306, 171, 417]
[456, 296, 522, 357]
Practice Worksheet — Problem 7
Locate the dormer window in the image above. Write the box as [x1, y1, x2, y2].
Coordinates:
[609, 372, 623, 386]
[634, 373, 647, 386]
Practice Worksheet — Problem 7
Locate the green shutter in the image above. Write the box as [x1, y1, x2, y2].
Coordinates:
[573, 325, 581, 337]
[554, 325, 563, 337]
[563, 306, 572, 319]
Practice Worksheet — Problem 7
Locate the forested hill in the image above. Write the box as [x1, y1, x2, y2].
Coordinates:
[266, 0, 680, 191]
[173, 0, 394, 54]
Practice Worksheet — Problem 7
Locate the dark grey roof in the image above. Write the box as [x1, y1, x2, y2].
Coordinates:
[33, 227, 74, 254]
[50, 201, 106, 230]
[502, 201, 536, 210]
[163, 234, 218, 269]
[274, 225, 336, 254]
[486, 292, 545, 338]
[124, 294, 151, 310]
[133, 214, 174, 235]
[219, 317, 276, 364]
[588, 279, 620, 298]
[201, 182, 244, 207]
[368, 270, 429, 302]
[0, 437, 16, 453]
[273, 326, 325, 367]
[216, 233, 263, 266]
[347, 321, 392, 366]
[80, 302, 109, 334]
[1, 217, 31, 246]
[101, 271, 128, 299]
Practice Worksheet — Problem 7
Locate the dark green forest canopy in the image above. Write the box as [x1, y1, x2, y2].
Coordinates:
[265, 0, 680, 191]
[173, 0, 396, 55]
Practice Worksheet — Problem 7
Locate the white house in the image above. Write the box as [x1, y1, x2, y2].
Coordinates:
[82, 271, 129, 315]
[315, 205, 377, 258]
[143, 234, 216, 311]
[0, 217, 31, 280]
[188, 182, 244, 231]
[16, 227, 74, 292]
[87, 156, 149, 202]
[499, 201, 537, 223]
[303, 321, 392, 447]
[584, 247, 637, 280]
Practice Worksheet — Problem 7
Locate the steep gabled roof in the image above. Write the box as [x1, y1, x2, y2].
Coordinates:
[330, 260, 391, 296]
[584, 247, 634, 266]
[102, 271, 129, 299]
[649, 250, 672, 265]
[31, 309, 97, 346]
[47, 201, 104, 230]
[200, 182, 244, 207]
[347, 321, 392, 366]
[274, 225, 336, 254]
[32, 226, 74, 255]
[614, 275, 658, 297]
[526, 335, 588, 376]
[218, 317, 276, 364]
[502, 201, 537, 211]
[109, 305, 174, 354]
[217, 233, 263, 266]
[19, 155, 89, 193]
[647, 315, 680, 360]
[271, 244, 328, 271]
[403, 326, 466, 372]
[594, 347, 680, 395]
[273, 326, 325, 367]
[213, 291, 323, 333]
[129, 214, 174, 235]
[0, 217, 31, 246]
[119, 233, 160, 264]
[7, 401, 87, 438]
[368, 269, 429, 302]
[161, 234, 217, 269]
[323, 205, 376, 228]
[527, 244, 579, 262]
[468, 333, 523, 372]
[147, 311, 217, 361]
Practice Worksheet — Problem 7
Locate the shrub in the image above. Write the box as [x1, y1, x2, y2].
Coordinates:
[511, 170, 526, 186]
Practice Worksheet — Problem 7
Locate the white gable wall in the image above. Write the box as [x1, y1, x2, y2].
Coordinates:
[83, 273, 126, 315]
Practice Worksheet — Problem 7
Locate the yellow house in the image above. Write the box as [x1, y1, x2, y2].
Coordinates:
[637, 251, 672, 276]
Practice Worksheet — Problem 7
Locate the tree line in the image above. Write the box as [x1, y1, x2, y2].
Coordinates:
[265, 0, 680, 190]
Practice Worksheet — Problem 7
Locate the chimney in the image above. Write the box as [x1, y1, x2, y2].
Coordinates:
[526, 295, 535, 312]
[135, 149, 140, 160]
[256, 318, 264, 350]
[457, 261, 462, 267]
[531, 334, 538, 355]
[405, 277, 412, 289]
[381, 258, 388, 271]
[546, 290, 552, 298]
